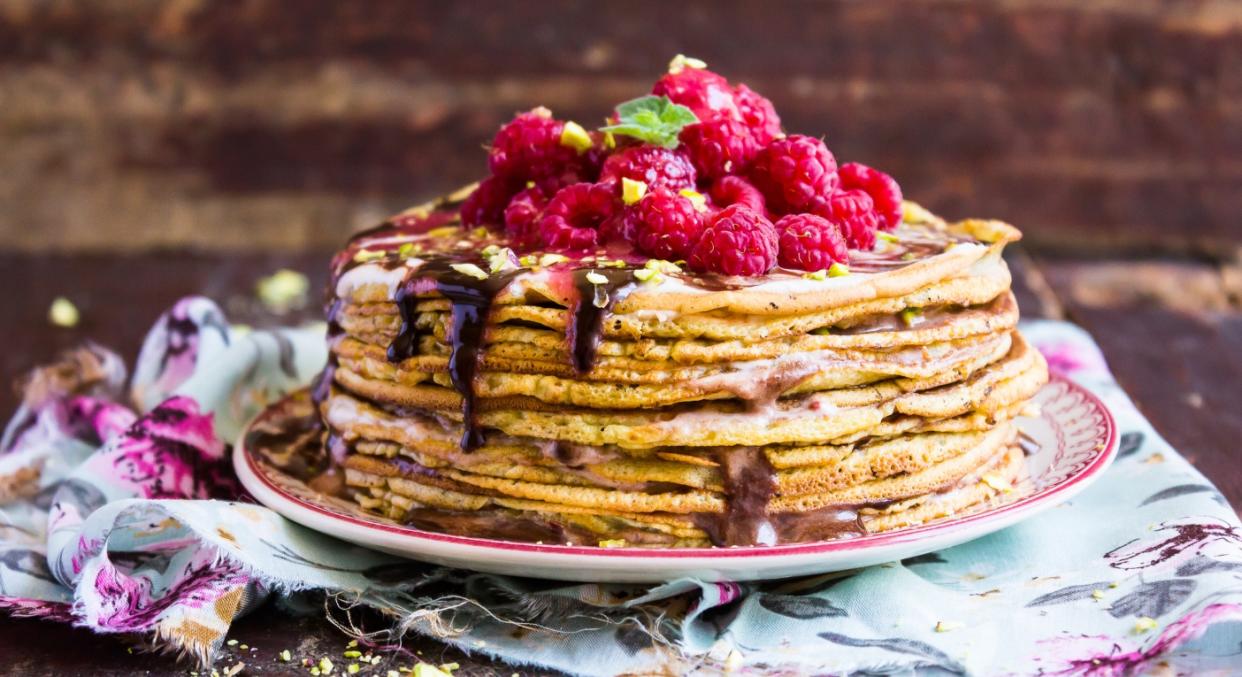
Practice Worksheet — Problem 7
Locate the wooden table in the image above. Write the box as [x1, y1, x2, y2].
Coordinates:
[0, 250, 1238, 675]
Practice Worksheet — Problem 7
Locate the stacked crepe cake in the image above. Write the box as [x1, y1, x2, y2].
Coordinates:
[315, 57, 1048, 548]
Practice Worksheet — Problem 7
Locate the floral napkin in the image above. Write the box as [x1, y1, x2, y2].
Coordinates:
[1, 297, 1240, 676]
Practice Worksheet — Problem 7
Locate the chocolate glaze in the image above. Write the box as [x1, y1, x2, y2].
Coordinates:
[693, 447, 778, 547]
[389, 258, 521, 451]
[567, 267, 635, 373]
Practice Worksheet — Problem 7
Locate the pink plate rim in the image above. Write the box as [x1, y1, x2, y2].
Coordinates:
[240, 371, 1116, 559]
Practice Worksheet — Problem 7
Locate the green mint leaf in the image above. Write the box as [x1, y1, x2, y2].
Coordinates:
[600, 95, 698, 148]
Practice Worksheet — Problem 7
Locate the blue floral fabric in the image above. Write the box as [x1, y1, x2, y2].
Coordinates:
[0, 299, 1239, 676]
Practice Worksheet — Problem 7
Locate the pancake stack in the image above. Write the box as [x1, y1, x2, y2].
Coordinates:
[316, 190, 1047, 548]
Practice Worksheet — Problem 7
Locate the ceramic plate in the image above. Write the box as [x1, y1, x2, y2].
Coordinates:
[234, 373, 1117, 583]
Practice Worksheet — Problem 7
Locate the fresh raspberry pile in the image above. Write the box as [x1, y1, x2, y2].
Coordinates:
[457, 56, 903, 275]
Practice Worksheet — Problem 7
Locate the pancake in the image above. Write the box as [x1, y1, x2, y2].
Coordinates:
[295, 176, 1048, 547]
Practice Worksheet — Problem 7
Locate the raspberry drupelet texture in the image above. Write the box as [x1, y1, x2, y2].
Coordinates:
[813, 189, 880, 250]
[679, 117, 760, 181]
[632, 189, 706, 260]
[599, 146, 697, 193]
[537, 182, 619, 251]
[749, 134, 839, 214]
[503, 186, 548, 250]
[461, 175, 516, 228]
[709, 175, 766, 214]
[775, 213, 849, 271]
[733, 84, 782, 145]
[488, 109, 584, 183]
[839, 162, 903, 231]
[651, 67, 738, 122]
[688, 205, 778, 276]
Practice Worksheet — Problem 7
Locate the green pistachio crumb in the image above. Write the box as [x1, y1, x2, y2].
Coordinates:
[803, 269, 828, 281]
[900, 307, 922, 326]
[560, 121, 593, 153]
[827, 262, 850, 278]
[48, 296, 80, 327]
[539, 253, 569, 267]
[586, 271, 608, 285]
[449, 263, 488, 280]
[622, 178, 648, 205]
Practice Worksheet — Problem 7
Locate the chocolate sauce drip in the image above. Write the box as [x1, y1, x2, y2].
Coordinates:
[566, 268, 635, 374]
[693, 447, 778, 547]
[388, 259, 521, 451]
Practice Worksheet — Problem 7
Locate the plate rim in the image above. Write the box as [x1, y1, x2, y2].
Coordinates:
[234, 371, 1117, 560]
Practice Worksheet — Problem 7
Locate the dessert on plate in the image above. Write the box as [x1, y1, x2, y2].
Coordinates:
[313, 56, 1048, 548]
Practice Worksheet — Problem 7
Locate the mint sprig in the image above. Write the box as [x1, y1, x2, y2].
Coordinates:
[600, 95, 698, 149]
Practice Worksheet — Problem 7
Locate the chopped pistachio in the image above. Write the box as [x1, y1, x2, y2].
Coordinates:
[803, 269, 828, 281]
[470, 226, 489, 238]
[449, 263, 489, 280]
[901, 252, 917, 260]
[678, 188, 708, 212]
[1091, 590, 1105, 600]
[668, 54, 708, 73]
[397, 242, 419, 258]
[518, 254, 538, 267]
[226, 639, 238, 646]
[621, 178, 648, 205]
[256, 269, 310, 313]
[311, 668, 321, 676]
[877, 231, 899, 243]
[539, 253, 569, 267]
[900, 307, 922, 326]
[1108, 582, 1119, 588]
[603, 131, 616, 150]
[412, 664, 451, 677]
[827, 262, 850, 278]
[633, 268, 657, 282]
[934, 620, 964, 633]
[486, 247, 519, 273]
[481, 243, 501, 256]
[560, 121, 593, 153]
[599, 539, 627, 548]
[238, 644, 248, 651]
[439, 663, 460, 673]
[346, 640, 358, 649]
[426, 226, 459, 239]
[48, 296, 80, 328]
[279, 650, 293, 662]
[585, 271, 608, 285]
[525, 180, 536, 189]
[353, 248, 385, 263]
[347, 665, 360, 675]
[1133, 616, 1158, 634]
[343, 650, 362, 659]
[319, 657, 336, 674]
[645, 259, 681, 274]
[388, 672, 401, 677]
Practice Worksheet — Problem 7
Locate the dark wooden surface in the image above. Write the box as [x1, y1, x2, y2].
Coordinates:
[3, 0, 1242, 256]
[0, 250, 1238, 675]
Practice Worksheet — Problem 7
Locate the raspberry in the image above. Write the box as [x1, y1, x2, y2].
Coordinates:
[679, 118, 760, 181]
[708, 176, 766, 214]
[812, 189, 880, 250]
[734, 84, 781, 144]
[461, 175, 516, 229]
[775, 213, 848, 271]
[503, 186, 548, 250]
[749, 134, 839, 214]
[632, 189, 706, 260]
[651, 67, 738, 122]
[537, 183, 619, 251]
[599, 145, 697, 193]
[839, 162, 903, 231]
[687, 205, 778, 276]
[488, 109, 583, 183]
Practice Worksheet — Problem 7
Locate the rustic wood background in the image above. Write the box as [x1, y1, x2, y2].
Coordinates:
[2, 0, 1241, 256]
